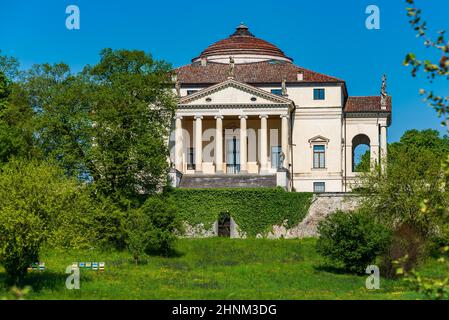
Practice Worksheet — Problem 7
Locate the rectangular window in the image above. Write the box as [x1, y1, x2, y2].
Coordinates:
[187, 90, 198, 95]
[313, 182, 325, 193]
[313, 88, 325, 100]
[187, 147, 195, 170]
[271, 146, 282, 169]
[313, 145, 325, 168]
[271, 89, 283, 96]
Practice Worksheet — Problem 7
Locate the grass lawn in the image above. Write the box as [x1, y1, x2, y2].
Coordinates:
[0, 238, 435, 300]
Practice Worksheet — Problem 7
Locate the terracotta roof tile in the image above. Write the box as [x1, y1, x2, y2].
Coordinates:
[345, 96, 392, 112]
[174, 61, 343, 84]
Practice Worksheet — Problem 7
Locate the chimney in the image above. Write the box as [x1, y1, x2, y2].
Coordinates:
[297, 72, 304, 81]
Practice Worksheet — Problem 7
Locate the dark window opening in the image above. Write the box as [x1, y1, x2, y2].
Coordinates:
[187, 147, 195, 170]
[313, 182, 325, 193]
[313, 88, 325, 100]
[313, 145, 325, 168]
[271, 146, 282, 169]
[218, 212, 231, 237]
[226, 137, 240, 174]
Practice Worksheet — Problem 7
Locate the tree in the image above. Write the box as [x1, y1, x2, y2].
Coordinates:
[390, 129, 449, 158]
[85, 49, 176, 198]
[0, 71, 34, 164]
[399, 0, 449, 295]
[24, 63, 94, 179]
[403, 0, 449, 128]
[358, 130, 449, 236]
[0, 51, 21, 80]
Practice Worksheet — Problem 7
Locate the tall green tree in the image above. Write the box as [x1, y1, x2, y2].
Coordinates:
[24, 63, 94, 179]
[0, 71, 33, 164]
[85, 49, 176, 199]
[390, 129, 449, 158]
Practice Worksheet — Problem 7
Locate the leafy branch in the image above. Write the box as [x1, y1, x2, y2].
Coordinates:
[404, 0, 449, 128]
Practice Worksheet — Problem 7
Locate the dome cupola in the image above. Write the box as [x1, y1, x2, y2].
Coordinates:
[192, 24, 293, 64]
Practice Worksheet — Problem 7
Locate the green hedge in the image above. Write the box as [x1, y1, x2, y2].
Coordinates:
[169, 188, 313, 236]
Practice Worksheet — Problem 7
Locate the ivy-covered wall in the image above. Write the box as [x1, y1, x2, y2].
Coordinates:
[169, 188, 313, 236]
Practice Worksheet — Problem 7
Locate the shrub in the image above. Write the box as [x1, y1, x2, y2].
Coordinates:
[125, 195, 181, 259]
[317, 210, 392, 273]
[429, 224, 449, 257]
[0, 207, 45, 283]
[89, 193, 128, 250]
[0, 159, 94, 282]
[403, 246, 449, 300]
[125, 208, 149, 264]
[381, 224, 428, 278]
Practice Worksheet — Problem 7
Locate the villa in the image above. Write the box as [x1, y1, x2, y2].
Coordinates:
[169, 24, 391, 192]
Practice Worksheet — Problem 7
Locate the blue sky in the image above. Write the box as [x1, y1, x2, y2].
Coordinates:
[1, 0, 448, 142]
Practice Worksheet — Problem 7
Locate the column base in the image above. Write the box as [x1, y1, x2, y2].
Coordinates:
[239, 170, 248, 174]
[215, 170, 224, 174]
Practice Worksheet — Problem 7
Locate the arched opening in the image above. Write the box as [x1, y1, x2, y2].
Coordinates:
[217, 212, 231, 237]
[352, 134, 371, 172]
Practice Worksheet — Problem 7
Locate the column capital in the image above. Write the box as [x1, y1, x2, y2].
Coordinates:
[238, 115, 248, 120]
[259, 114, 269, 119]
[194, 115, 203, 120]
[214, 115, 224, 120]
[175, 115, 183, 120]
[280, 114, 289, 119]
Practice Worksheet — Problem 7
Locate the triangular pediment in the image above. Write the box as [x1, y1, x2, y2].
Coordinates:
[178, 79, 293, 106]
[308, 135, 330, 143]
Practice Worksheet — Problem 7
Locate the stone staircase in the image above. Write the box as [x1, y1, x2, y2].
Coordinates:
[179, 174, 277, 189]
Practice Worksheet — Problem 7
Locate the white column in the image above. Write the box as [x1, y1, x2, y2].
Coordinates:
[175, 116, 183, 172]
[259, 115, 268, 173]
[346, 144, 353, 174]
[194, 115, 203, 173]
[380, 125, 387, 172]
[280, 114, 289, 168]
[215, 115, 224, 173]
[239, 115, 248, 173]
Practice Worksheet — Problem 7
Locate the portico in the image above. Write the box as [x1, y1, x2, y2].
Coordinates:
[173, 79, 293, 175]
[174, 112, 291, 175]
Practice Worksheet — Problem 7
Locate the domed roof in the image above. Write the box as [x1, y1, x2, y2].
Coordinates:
[192, 24, 293, 64]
